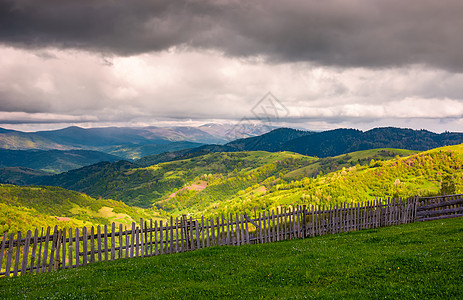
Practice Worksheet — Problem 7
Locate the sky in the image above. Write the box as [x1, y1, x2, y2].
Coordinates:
[1, 0, 463, 133]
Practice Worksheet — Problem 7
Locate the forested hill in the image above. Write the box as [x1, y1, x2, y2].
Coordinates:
[225, 128, 313, 151]
[136, 127, 463, 165]
[282, 127, 463, 157]
[0, 184, 162, 234]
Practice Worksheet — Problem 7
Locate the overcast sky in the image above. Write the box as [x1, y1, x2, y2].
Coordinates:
[1, 0, 463, 132]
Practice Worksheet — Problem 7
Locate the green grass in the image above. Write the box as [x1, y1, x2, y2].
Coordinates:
[1, 217, 462, 299]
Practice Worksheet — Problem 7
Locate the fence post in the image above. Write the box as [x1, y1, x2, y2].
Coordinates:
[302, 205, 307, 238]
[413, 195, 419, 222]
[53, 229, 63, 271]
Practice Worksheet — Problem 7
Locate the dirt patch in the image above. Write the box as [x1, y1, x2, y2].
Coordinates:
[56, 217, 71, 221]
[256, 186, 267, 193]
[168, 180, 208, 199]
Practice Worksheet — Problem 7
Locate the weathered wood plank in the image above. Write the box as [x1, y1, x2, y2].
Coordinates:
[236, 214, 241, 245]
[119, 224, 123, 259]
[131, 223, 135, 257]
[29, 229, 39, 273]
[140, 219, 148, 257]
[154, 221, 159, 255]
[61, 228, 66, 269]
[244, 214, 250, 244]
[216, 217, 221, 246]
[5, 233, 15, 277]
[243, 214, 248, 245]
[139, 219, 144, 257]
[13, 231, 22, 276]
[20, 230, 31, 275]
[150, 220, 153, 256]
[417, 206, 463, 218]
[226, 215, 231, 246]
[171, 217, 176, 254]
[263, 212, 267, 243]
[97, 226, 102, 262]
[179, 218, 185, 252]
[90, 227, 95, 263]
[135, 227, 140, 256]
[41, 227, 51, 273]
[206, 219, 210, 248]
[221, 215, 225, 246]
[104, 225, 109, 261]
[67, 228, 73, 269]
[111, 223, 116, 260]
[417, 198, 463, 211]
[0, 232, 8, 275]
[176, 218, 180, 253]
[53, 230, 63, 271]
[47, 228, 58, 272]
[418, 212, 463, 221]
[195, 218, 200, 250]
[82, 227, 88, 266]
[292, 207, 297, 238]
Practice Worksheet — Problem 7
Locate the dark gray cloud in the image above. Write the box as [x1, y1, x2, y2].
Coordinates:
[1, 0, 463, 71]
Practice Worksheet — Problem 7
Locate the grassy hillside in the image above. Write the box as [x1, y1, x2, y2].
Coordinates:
[205, 144, 463, 217]
[1, 217, 461, 299]
[11, 145, 463, 219]
[0, 184, 165, 234]
[38, 151, 315, 208]
[285, 148, 417, 179]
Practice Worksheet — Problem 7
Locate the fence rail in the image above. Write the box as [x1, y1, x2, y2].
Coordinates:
[1, 194, 462, 278]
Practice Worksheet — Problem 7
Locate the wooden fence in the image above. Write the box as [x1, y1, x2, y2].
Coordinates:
[1, 194, 462, 278]
[416, 194, 463, 222]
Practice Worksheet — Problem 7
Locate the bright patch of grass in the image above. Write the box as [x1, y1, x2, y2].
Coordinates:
[1, 217, 462, 299]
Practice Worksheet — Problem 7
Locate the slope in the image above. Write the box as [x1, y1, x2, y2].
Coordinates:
[36, 152, 315, 208]
[205, 144, 463, 217]
[0, 184, 164, 235]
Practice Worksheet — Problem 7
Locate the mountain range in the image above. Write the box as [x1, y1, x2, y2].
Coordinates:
[0, 123, 276, 150]
[2, 126, 463, 178]
[137, 127, 463, 165]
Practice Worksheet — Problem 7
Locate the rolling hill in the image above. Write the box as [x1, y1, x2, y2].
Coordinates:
[2, 144, 463, 234]
[32, 151, 314, 208]
[17, 147, 418, 214]
[200, 144, 463, 218]
[0, 184, 164, 234]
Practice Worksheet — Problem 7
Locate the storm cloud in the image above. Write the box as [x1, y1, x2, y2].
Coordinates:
[1, 0, 463, 71]
[1, 0, 463, 132]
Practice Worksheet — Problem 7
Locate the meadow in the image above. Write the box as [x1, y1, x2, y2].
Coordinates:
[1, 216, 461, 299]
